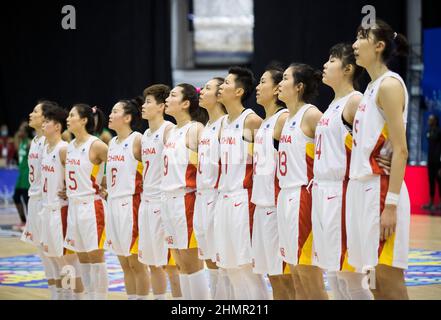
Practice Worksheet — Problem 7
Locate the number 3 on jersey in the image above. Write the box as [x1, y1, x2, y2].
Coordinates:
[278, 151, 287, 176]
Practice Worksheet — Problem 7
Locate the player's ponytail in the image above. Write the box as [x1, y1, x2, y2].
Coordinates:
[289, 63, 322, 103]
[118, 96, 143, 131]
[73, 103, 104, 135]
[177, 83, 208, 125]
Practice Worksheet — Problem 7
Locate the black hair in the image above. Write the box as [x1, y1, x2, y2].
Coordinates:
[289, 63, 322, 103]
[228, 66, 255, 102]
[72, 104, 104, 135]
[177, 83, 208, 125]
[329, 43, 364, 90]
[356, 19, 409, 63]
[118, 97, 143, 131]
[37, 100, 59, 115]
[143, 84, 171, 104]
[43, 105, 68, 132]
[264, 62, 286, 108]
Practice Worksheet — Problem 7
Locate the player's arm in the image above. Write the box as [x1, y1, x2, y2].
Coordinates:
[187, 122, 205, 152]
[58, 145, 68, 200]
[302, 107, 323, 138]
[90, 139, 109, 194]
[273, 112, 289, 141]
[377, 77, 408, 241]
[163, 123, 175, 144]
[133, 134, 142, 162]
[244, 113, 263, 142]
[342, 94, 362, 126]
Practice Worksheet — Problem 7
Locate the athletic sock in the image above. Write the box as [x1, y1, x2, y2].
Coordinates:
[179, 274, 191, 299]
[241, 265, 268, 300]
[91, 262, 108, 300]
[153, 293, 166, 300]
[227, 267, 249, 299]
[48, 285, 58, 300]
[63, 288, 74, 300]
[338, 272, 373, 300]
[207, 269, 219, 299]
[73, 292, 85, 300]
[55, 286, 63, 300]
[188, 269, 211, 300]
[327, 271, 347, 300]
[214, 268, 228, 299]
[79, 263, 93, 299]
[128, 294, 137, 300]
[137, 295, 149, 300]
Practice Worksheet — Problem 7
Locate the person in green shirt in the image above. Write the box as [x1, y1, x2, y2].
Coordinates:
[12, 121, 33, 230]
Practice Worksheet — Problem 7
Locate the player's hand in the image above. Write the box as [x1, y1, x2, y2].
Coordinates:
[376, 154, 392, 175]
[58, 187, 67, 200]
[380, 205, 397, 241]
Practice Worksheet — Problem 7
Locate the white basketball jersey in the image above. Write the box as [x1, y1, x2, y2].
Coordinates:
[141, 121, 174, 198]
[160, 122, 198, 192]
[350, 71, 409, 180]
[251, 109, 288, 207]
[107, 132, 143, 199]
[28, 135, 46, 197]
[65, 136, 104, 198]
[313, 91, 362, 181]
[41, 140, 68, 207]
[277, 104, 315, 189]
[196, 115, 226, 190]
[218, 109, 255, 192]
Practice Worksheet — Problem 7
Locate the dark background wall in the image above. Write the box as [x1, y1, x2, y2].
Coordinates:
[0, 0, 171, 132]
[251, 0, 408, 115]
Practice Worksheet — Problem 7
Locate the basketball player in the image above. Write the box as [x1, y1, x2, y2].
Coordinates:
[138, 84, 182, 300]
[251, 65, 296, 300]
[312, 43, 372, 299]
[347, 19, 410, 300]
[161, 83, 211, 299]
[105, 98, 150, 300]
[194, 77, 231, 299]
[139, 85, 183, 299]
[64, 104, 109, 300]
[277, 63, 328, 299]
[215, 67, 268, 300]
[21, 100, 61, 299]
[39, 105, 85, 300]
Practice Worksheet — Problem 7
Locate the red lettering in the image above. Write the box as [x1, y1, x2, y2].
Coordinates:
[107, 155, 125, 162]
[142, 148, 156, 155]
[66, 159, 80, 166]
[220, 137, 236, 145]
[42, 165, 55, 173]
[280, 135, 292, 144]
[199, 138, 210, 146]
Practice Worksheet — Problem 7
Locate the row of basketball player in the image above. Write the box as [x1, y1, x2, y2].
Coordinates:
[21, 19, 410, 300]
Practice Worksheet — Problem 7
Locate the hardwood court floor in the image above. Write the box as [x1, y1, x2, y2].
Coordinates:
[0, 214, 440, 300]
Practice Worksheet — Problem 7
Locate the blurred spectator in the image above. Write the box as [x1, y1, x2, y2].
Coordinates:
[423, 114, 441, 211]
[0, 124, 16, 167]
[12, 121, 33, 231]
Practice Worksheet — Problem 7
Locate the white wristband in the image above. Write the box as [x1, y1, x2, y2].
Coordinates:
[385, 192, 399, 206]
